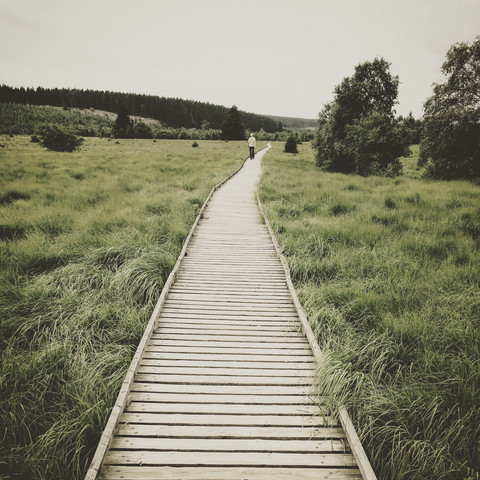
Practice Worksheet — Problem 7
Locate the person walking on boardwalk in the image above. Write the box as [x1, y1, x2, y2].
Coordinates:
[248, 132, 256, 159]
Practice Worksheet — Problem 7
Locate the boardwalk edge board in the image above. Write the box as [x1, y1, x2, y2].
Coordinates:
[84, 152, 259, 480]
[256, 150, 378, 480]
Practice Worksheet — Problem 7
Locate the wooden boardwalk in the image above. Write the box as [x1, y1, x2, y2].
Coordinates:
[86, 147, 376, 480]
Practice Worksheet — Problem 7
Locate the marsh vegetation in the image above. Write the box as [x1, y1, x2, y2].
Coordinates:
[0, 136, 260, 479]
[260, 142, 480, 480]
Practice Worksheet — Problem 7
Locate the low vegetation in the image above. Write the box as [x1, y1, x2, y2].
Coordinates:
[0, 103, 303, 141]
[0, 136, 263, 479]
[260, 142, 480, 480]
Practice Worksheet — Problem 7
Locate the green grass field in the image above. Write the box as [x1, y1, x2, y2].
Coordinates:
[2, 136, 479, 479]
[0, 136, 265, 479]
[259, 142, 480, 480]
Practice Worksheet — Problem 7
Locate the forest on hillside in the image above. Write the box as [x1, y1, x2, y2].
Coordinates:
[0, 85, 283, 132]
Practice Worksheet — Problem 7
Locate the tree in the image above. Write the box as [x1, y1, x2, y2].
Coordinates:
[313, 57, 408, 176]
[345, 112, 407, 177]
[284, 134, 298, 153]
[221, 105, 245, 140]
[113, 105, 132, 138]
[397, 113, 423, 144]
[419, 36, 480, 180]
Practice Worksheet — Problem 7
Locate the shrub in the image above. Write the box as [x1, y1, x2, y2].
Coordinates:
[192, 141, 199, 148]
[133, 121, 153, 139]
[284, 135, 298, 153]
[38, 124, 83, 152]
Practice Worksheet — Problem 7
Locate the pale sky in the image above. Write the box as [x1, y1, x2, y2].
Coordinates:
[1, 0, 479, 119]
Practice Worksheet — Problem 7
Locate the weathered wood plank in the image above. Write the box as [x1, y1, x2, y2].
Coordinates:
[103, 451, 355, 467]
[110, 437, 348, 453]
[125, 402, 322, 416]
[150, 334, 309, 344]
[114, 423, 344, 439]
[144, 346, 314, 356]
[139, 359, 314, 370]
[136, 366, 313, 378]
[133, 374, 312, 386]
[129, 383, 313, 396]
[119, 413, 336, 427]
[157, 316, 297, 326]
[99, 466, 363, 480]
[157, 312, 299, 321]
[141, 352, 314, 363]
[127, 392, 322, 405]
[155, 326, 302, 335]
[147, 339, 311, 349]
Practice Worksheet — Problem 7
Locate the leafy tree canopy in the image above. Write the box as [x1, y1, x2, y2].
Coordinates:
[313, 57, 408, 176]
[420, 36, 480, 180]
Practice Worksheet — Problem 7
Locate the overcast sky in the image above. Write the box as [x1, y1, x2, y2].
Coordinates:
[1, 0, 479, 119]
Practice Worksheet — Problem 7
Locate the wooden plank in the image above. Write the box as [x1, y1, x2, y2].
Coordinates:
[136, 366, 313, 378]
[155, 324, 301, 333]
[127, 392, 322, 405]
[99, 466, 363, 480]
[166, 294, 293, 303]
[161, 304, 298, 312]
[145, 346, 314, 356]
[147, 339, 310, 349]
[133, 374, 312, 386]
[126, 402, 322, 416]
[160, 308, 299, 318]
[139, 359, 314, 370]
[130, 383, 313, 395]
[170, 287, 288, 295]
[114, 423, 345, 439]
[150, 334, 308, 344]
[157, 312, 299, 321]
[119, 413, 336, 427]
[110, 437, 348, 453]
[141, 352, 314, 363]
[157, 316, 297, 326]
[102, 451, 355, 467]
[114, 424, 345, 440]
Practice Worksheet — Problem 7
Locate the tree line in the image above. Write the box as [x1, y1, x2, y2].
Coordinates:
[0, 85, 282, 133]
[313, 35, 479, 180]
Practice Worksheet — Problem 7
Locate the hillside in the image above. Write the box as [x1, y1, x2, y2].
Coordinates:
[0, 85, 292, 133]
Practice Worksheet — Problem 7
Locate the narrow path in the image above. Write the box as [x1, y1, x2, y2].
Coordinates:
[89, 148, 366, 479]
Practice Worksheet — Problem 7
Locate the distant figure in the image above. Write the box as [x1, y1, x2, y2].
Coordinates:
[247, 133, 256, 159]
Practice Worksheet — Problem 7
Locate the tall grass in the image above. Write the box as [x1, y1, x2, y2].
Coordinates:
[259, 142, 480, 480]
[0, 136, 259, 479]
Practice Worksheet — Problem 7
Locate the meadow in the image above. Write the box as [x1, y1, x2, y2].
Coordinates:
[0, 136, 263, 479]
[259, 142, 480, 480]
